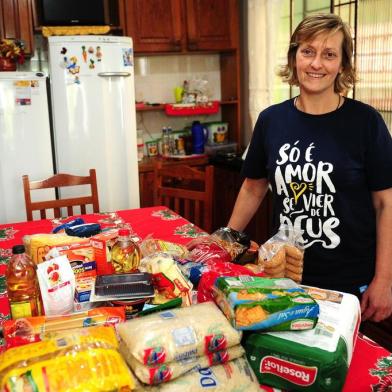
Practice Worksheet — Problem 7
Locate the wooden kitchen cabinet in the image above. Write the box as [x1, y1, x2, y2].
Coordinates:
[185, 0, 238, 51]
[0, 0, 34, 56]
[123, 0, 184, 53]
[122, 0, 238, 53]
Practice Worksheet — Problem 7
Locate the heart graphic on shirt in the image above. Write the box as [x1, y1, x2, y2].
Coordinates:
[290, 182, 307, 204]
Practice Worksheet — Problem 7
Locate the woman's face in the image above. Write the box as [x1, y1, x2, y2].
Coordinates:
[295, 30, 344, 95]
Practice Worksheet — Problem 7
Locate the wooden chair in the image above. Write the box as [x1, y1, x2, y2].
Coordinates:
[23, 169, 100, 221]
[154, 163, 214, 233]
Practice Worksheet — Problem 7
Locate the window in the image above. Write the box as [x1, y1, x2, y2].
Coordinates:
[272, 0, 392, 130]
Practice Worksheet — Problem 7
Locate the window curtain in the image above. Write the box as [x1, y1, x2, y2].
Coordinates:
[247, 0, 283, 128]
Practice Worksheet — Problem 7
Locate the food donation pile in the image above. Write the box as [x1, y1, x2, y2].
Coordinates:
[0, 219, 361, 392]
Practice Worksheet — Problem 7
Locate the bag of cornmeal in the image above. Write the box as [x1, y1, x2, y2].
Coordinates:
[244, 286, 361, 391]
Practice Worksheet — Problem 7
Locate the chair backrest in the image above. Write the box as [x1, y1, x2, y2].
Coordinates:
[23, 169, 100, 221]
[154, 163, 214, 233]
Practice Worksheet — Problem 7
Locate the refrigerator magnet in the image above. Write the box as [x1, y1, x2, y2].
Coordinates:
[74, 76, 80, 84]
[82, 46, 87, 63]
[88, 46, 94, 54]
[61, 47, 67, 54]
[89, 59, 95, 69]
[67, 56, 80, 74]
[122, 48, 133, 66]
[96, 46, 102, 61]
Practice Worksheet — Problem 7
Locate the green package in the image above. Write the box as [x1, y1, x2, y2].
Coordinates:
[213, 277, 319, 331]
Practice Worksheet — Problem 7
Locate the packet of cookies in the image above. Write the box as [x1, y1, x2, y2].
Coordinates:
[258, 225, 304, 283]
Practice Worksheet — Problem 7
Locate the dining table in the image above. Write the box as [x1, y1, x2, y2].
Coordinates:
[0, 206, 391, 391]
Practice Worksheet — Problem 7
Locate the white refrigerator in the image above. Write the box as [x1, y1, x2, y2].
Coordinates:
[48, 35, 140, 213]
[0, 72, 55, 223]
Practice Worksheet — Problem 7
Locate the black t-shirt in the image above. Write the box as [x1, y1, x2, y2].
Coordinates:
[242, 97, 392, 294]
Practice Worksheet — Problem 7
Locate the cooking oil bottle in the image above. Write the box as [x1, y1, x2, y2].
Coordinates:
[111, 229, 141, 273]
[6, 244, 40, 318]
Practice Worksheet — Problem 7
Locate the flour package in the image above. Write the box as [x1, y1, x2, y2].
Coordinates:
[244, 287, 361, 391]
[117, 302, 242, 366]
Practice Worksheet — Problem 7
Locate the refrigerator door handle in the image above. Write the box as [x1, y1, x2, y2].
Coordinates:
[98, 72, 131, 77]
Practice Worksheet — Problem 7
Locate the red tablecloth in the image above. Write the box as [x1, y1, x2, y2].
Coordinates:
[0, 206, 391, 391]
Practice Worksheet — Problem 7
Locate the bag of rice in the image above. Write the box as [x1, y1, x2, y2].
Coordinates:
[122, 344, 245, 385]
[133, 356, 260, 392]
[117, 302, 242, 365]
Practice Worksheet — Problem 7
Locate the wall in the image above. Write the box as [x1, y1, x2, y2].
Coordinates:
[134, 54, 222, 142]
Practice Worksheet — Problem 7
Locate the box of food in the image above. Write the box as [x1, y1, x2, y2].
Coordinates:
[213, 276, 319, 331]
[244, 286, 361, 391]
[90, 229, 118, 275]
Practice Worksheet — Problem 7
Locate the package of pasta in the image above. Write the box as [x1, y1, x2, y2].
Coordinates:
[3, 306, 126, 349]
[0, 326, 136, 391]
[117, 302, 242, 366]
[140, 235, 189, 258]
[133, 356, 260, 392]
[213, 276, 319, 331]
[121, 344, 245, 385]
[258, 225, 305, 283]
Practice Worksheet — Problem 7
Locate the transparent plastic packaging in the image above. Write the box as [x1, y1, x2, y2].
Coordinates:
[258, 224, 305, 283]
[0, 326, 135, 391]
[111, 228, 141, 273]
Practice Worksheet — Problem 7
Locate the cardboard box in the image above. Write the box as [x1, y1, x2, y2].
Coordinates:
[90, 230, 118, 275]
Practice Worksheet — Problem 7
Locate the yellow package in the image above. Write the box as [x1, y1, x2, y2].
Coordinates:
[140, 254, 193, 307]
[24, 233, 89, 263]
[0, 326, 135, 391]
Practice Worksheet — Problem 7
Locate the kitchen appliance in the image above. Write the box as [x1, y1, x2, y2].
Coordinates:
[0, 72, 55, 223]
[40, 0, 106, 26]
[48, 35, 140, 212]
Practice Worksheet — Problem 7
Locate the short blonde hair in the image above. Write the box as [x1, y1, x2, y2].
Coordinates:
[279, 13, 357, 93]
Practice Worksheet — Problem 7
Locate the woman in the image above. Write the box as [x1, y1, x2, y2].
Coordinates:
[228, 14, 392, 322]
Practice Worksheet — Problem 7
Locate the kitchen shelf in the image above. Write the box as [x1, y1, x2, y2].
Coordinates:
[136, 100, 235, 113]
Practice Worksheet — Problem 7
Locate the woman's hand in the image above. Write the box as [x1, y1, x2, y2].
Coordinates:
[361, 279, 392, 322]
[364, 188, 392, 322]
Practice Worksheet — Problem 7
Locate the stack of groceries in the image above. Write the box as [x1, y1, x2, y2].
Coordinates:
[0, 219, 361, 391]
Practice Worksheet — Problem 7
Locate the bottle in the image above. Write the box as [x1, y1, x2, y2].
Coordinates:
[167, 126, 175, 154]
[111, 229, 141, 273]
[6, 244, 40, 318]
[191, 121, 207, 154]
[161, 127, 170, 157]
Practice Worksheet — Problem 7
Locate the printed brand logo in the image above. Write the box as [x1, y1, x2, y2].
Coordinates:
[260, 356, 317, 386]
[143, 347, 166, 365]
[291, 320, 314, 330]
[292, 297, 314, 304]
[205, 334, 227, 352]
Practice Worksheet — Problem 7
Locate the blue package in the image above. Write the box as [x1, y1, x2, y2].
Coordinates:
[52, 217, 85, 233]
[65, 223, 101, 237]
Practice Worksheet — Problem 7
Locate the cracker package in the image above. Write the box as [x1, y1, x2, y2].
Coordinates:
[245, 286, 361, 391]
[258, 225, 305, 283]
[213, 276, 319, 331]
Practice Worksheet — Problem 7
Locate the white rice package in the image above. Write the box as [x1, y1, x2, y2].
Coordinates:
[121, 344, 245, 385]
[134, 356, 260, 392]
[117, 302, 242, 366]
